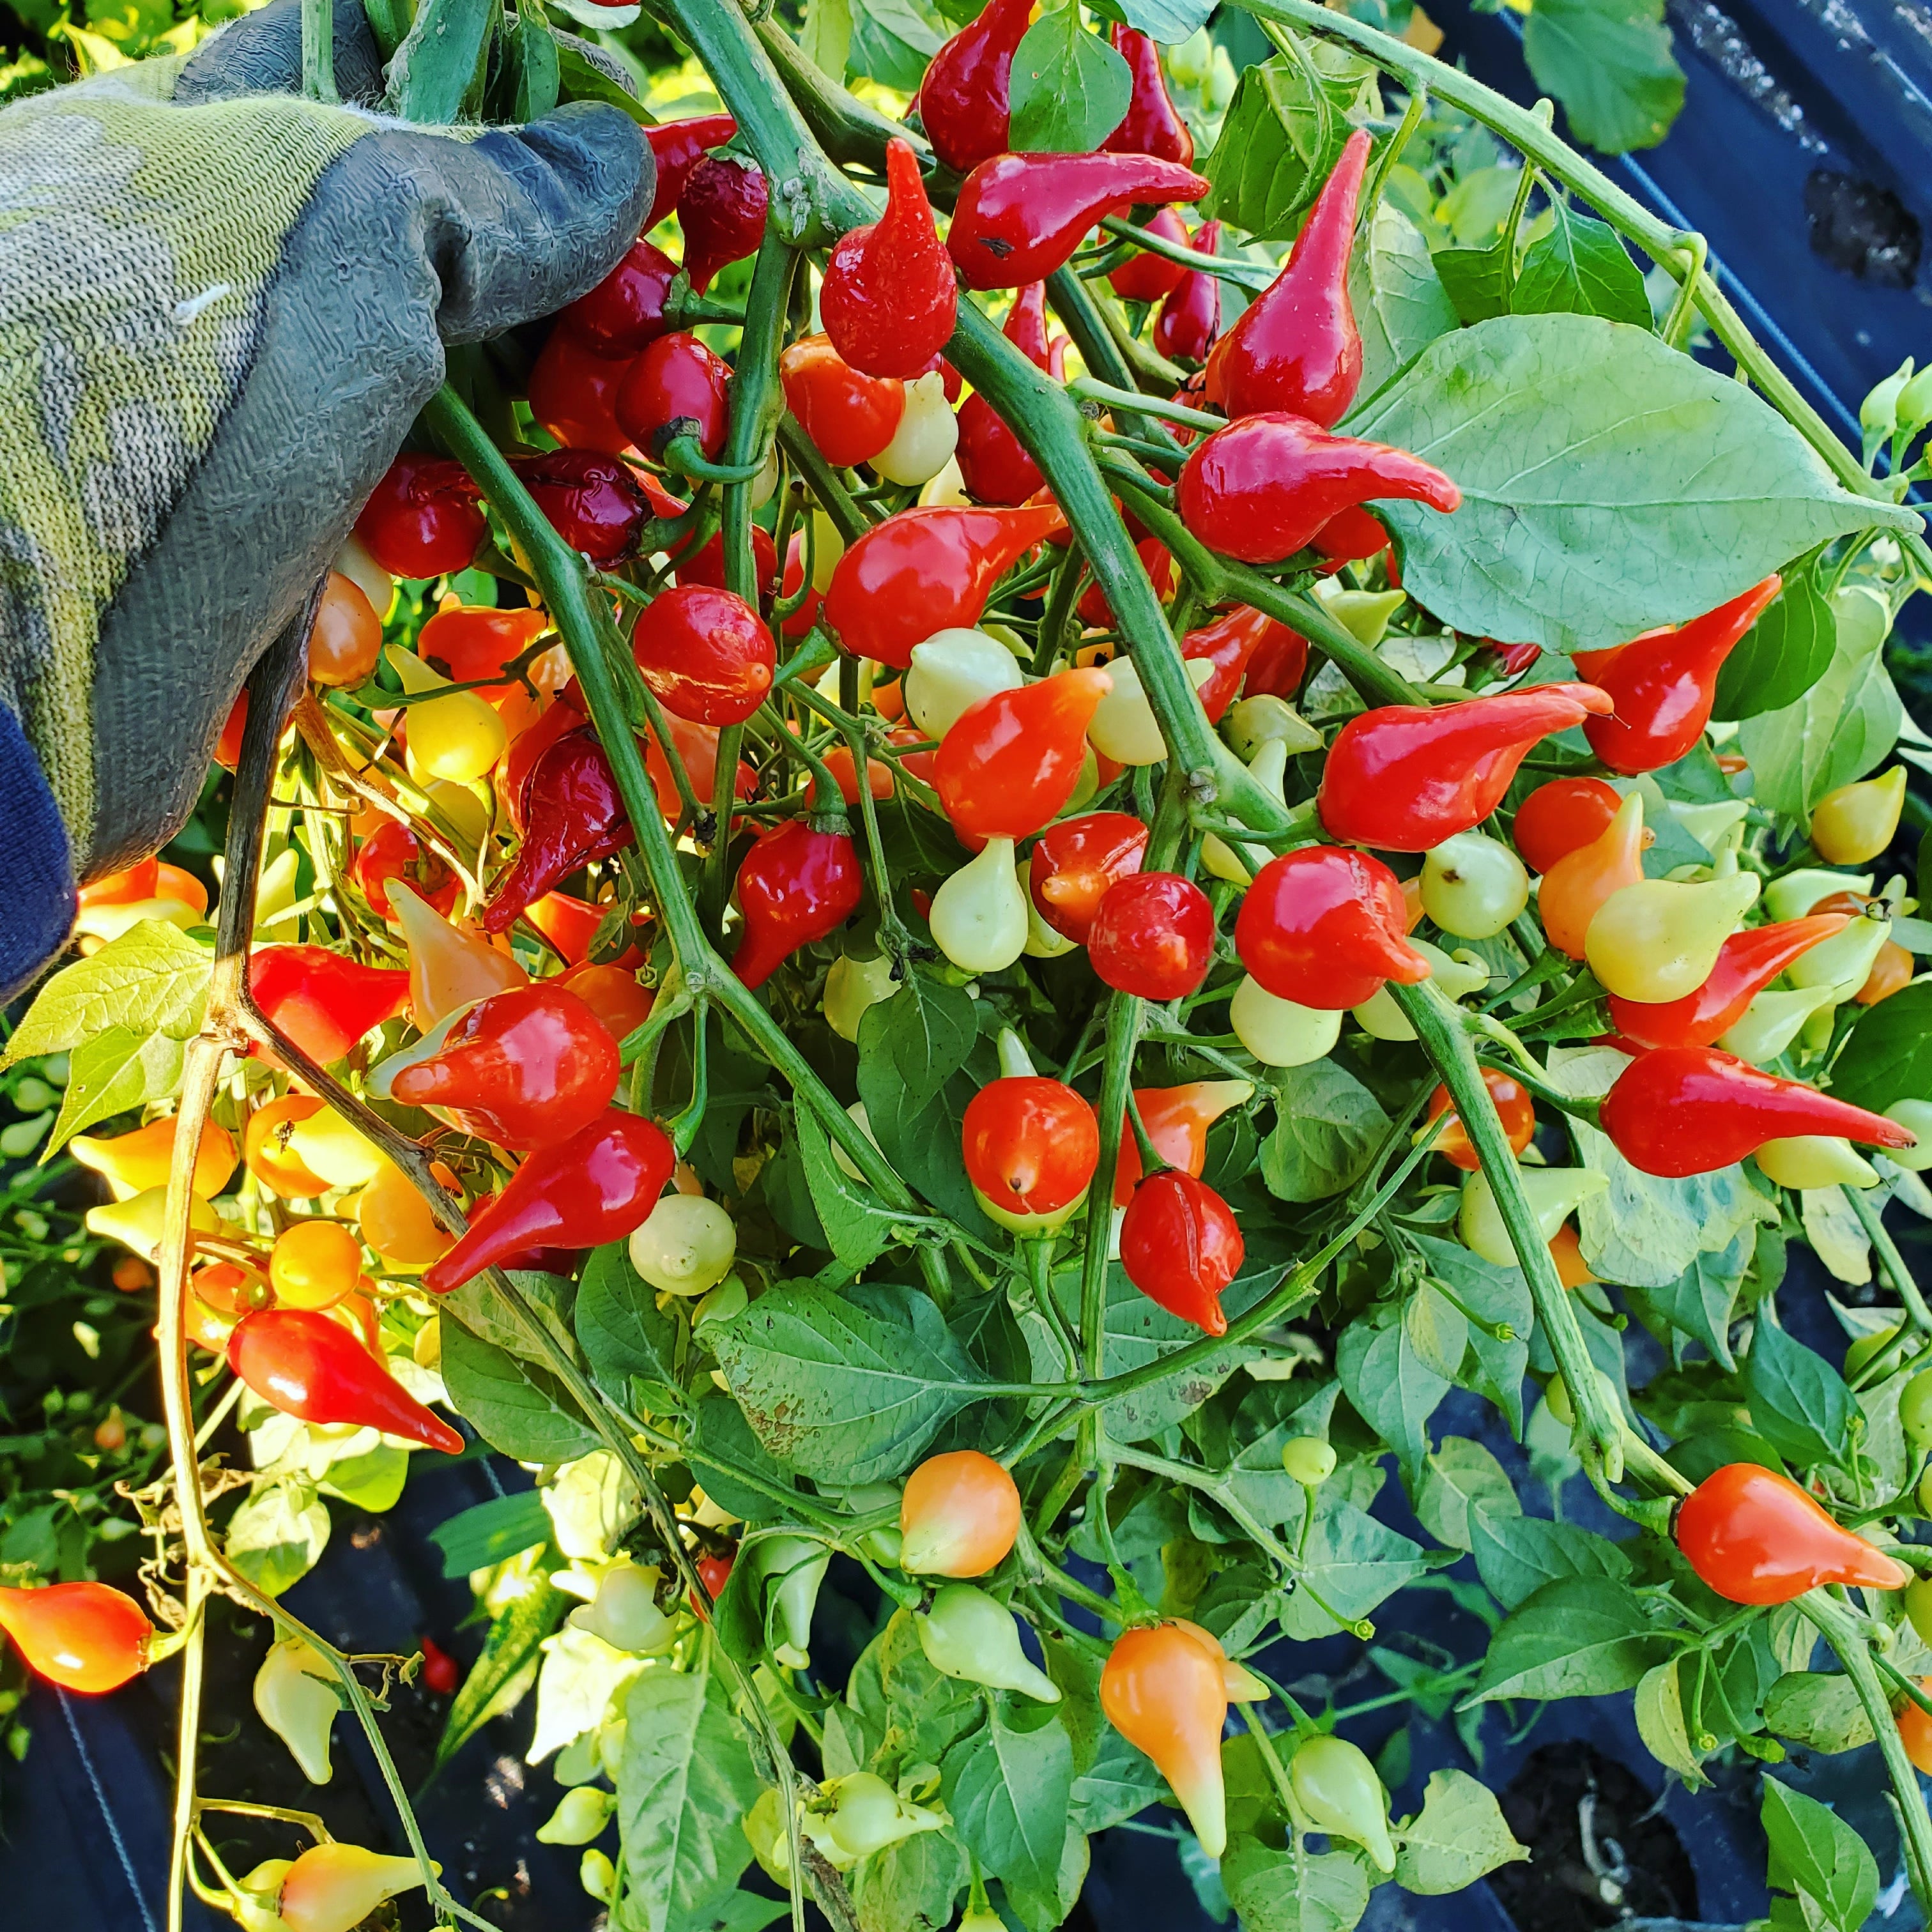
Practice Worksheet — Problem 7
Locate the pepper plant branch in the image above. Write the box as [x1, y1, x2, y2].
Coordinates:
[1843, 1183, 1932, 1335]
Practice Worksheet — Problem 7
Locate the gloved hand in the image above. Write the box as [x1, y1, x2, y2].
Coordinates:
[0, 0, 653, 996]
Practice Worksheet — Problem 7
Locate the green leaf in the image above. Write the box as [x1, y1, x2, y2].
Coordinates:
[1116, 0, 1214, 39]
[1009, 9, 1132, 155]
[1276, 1493, 1430, 1640]
[6, 919, 209, 1062]
[42, 1025, 187, 1156]
[1626, 1227, 1753, 1370]
[428, 1491, 550, 1577]
[225, 1478, 330, 1597]
[800, 0, 854, 84]
[793, 1101, 903, 1269]
[1633, 1657, 1708, 1788]
[850, 1831, 969, 1932]
[1433, 237, 1514, 326]
[575, 1241, 684, 1412]
[1415, 1438, 1519, 1552]
[1761, 1777, 1879, 1932]
[1512, 199, 1651, 326]
[1468, 1508, 1630, 1611]
[1259, 1059, 1389, 1203]
[319, 1443, 409, 1512]
[1335, 1305, 1449, 1469]
[434, 1570, 567, 1772]
[555, 42, 654, 123]
[1351, 201, 1459, 402]
[1411, 1235, 1531, 1437]
[848, 0, 942, 91]
[548, 0, 637, 23]
[1393, 1768, 1529, 1893]
[1831, 980, 1932, 1115]
[1713, 562, 1837, 721]
[857, 973, 977, 1119]
[1401, 1282, 1469, 1384]
[1071, 1724, 1169, 1833]
[1762, 1673, 1876, 1754]
[384, 0, 494, 121]
[1463, 1576, 1672, 1704]
[1221, 1837, 1372, 1932]
[1348, 314, 1920, 657]
[1521, 0, 1685, 153]
[943, 1701, 1075, 1914]
[439, 1321, 599, 1464]
[510, 11, 560, 120]
[1744, 1317, 1857, 1469]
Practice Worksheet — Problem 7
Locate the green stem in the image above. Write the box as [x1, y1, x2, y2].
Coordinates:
[1097, 215, 1275, 290]
[1844, 1184, 1932, 1335]
[1079, 996, 1143, 1376]
[302, 0, 336, 100]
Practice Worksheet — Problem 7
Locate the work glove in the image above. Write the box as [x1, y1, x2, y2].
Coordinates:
[0, 0, 653, 997]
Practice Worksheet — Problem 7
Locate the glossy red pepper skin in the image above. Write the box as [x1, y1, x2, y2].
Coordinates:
[1238, 612, 1310, 702]
[1512, 776, 1622, 874]
[1179, 413, 1460, 565]
[1029, 812, 1149, 941]
[935, 666, 1114, 842]
[418, 1636, 461, 1696]
[229, 1308, 464, 1454]
[1154, 222, 1222, 364]
[948, 153, 1211, 291]
[1109, 205, 1191, 303]
[1235, 847, 1430, 1009]
[1319, 684, 1613, 851]
[1121, 1171, 1242, 1334]
[1675, 1462, 1912, 1604]
[483, 729, 633, 933]
[500, 688, 585, 834]
[1601, 1045, 1918, 1178]
[1103, 26, 1195, 165]
[824, 504, 1064, 668]
[779, 334, 905, 468]
[1425, 1070, 1536, 1172]
[528, 328, 633, 454]
[353, 819, 457, 921]
[962, 1077, 1101, 1218]
[822, 138, 958, 378]
[355, 454, 484, 579]
[510, 450, 651, 565]
[631, 585, 776, 727]
[1078, 539, 1173, 629]
[954, 285, 1055, 505]
[617, 332, 733, 460]
[249, 947, 411, 1065]
[678, 524, 778, 598]
[644, 712, 758, 824]
[1088, 872, 1216, 1000]
[731, 818, 865, 988]
[1181, 605, 1280, 719]
[425, 1109, 676, 1294]
[916, 0, 1031, 173]
[560, 237, 680, 356]
[1606, 915, 1852, 1050]
[0, 1583, 152, 1694]
[1572, 576, 1782, 774]
[1207, 130, 1368, 424]
[678, 154, 768, 293]
[1113, 1080, 1252, 1204]
[1312, 504, 1390, 567]
[645, 114, 737, 230]
[418, 606, 549, 697]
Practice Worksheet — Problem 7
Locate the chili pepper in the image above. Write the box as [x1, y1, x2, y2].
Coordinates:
[72, 1116, 236, 1201]
[387, 881, 526, 1030]
[1716, 985, 1834, 1065]
[1675, 1460, 1912, 1603]
[1103, 25, 1195, 164]
[521, 888, 637, 970]
[630, 584, 775, 728]
[349, 820, 454, 923]
[931, 837, 1030, 972]
[1087, 871, 1216, 1000]
[900, 1450, 1022, 1576]
[1424, 1069, 1535, 1172]
[948, 152, 1211, 291]
[1230, 976, 1342, 1067]
[555, 965, 652, 1048]
[386, 645, 508, 786]
[482, 730, 633, 934]
[1585, 873, 1762, 1003]
[1859, 939, 1915, 1005]
[954, 284, 1058, 503]
[617, 331, 732, 460]
[935, 665, 1112, 841]
[756, 1535, 829, 1669]
[678, 523, 777, 597]
[962, 1072, 1100, 1231]
[249, 946, 410, 1066]
[678, 154, 767, 293]
[779, 334, 905, 468]
[1756, 1135, 1882, 1190]
[1100, 1623, 1228, 1857]
[266, 1220, 360, 1312]
[278, 1843, 431, 1932]
[1786, 906, 1894, 1002]
[1206, 130, 1368, 424]
[306, 571, 381, 689]
[822, 137, 956, 378]
[1572, 576, 1781, 774]
[1539, 791, 1646, 959]
[246, 1095, 328, 1198]
[73, 854, 211, 942]
[354, 454, 484, 579]
[528, 326, 634, 453]
[0, 1581, 152, 1694]
[824, 503, 1064, 668]
[1414, 834, 1523, 943]
[730, 816, 864, 988]
[1899, 1682, 1932, 1777]
[872, 369, 960, 486]
[538, 1788, 617, 1849]
[510, 449, 652, 565]
[1460, 1165, 1607, 1266]
[1319, 684, 1609, 850]
[1154, 221, 1222, 364]
[1601, 1045, 1916, 1177]
[907, 629, 1025, 737]
[1174, 606, 1266, 722]
[1282, 1437, 1338, 1486]
[645, 710, 759, 824]
[254, 1637, 337, 1784]
[1813, 766, 1908, 865]
[1289, 1734, 1395, 1872]
[571, 1561, 675, 1655]
[424, 1108, 675, 1292]
[1110, 205, 1192, 303]
[917, 1584, 1062, 1701]
[818, 1773, 947, 1865]
[1239, 621, 1312, 707]
[357, 1158, 457, 1271]
[560, 237, 679, 355]
[641, 111, 737, 229]
[87, 1183, 218, 1262]
[1313, 504, 1392, 567]
[1235, 847, 1430, 1009]
[1113, 1080, 1252, 1204]
[1513, 776, 1623, 875]
[694, 1547, 736, 1606]
[1607, 914, 1852, 1050]
[1120, 1170, 1242, 1334]
[629, 1194, 737, 1295]
[916, 0, 1031, 172]
[229, 1308, 462, 1453]
[1029, 811, 1149, 942]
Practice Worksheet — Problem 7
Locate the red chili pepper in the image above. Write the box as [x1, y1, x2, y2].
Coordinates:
[0, 1582, 152, 1694]
[528, 327, 634, 454]
[556, 964, 653, 1044]
[352, 820, 457, 921]
[779, 531, 822, 640]
[425, 1108, 676, 1293]
[1424, 1069, 1536, 1172]
[355, 454, 484, 579]
[824, 504, 1064, 668]
[509, 450, 652, 565]
[678, 155, 767, 293]
[528, 891, 646, 970]
[1078, 540, 1173, 629]
[1121, 1171, 1242, 1334]
[935, 666, 1114, 842]
[483, 728, 633, 933]
[1238, 613, 1310, 702]
[1112, 1080, 1252, 1204]
[822, 137, 957, 378]
[213, 689, 250, 770]
[1179, 412, 1460, 565]
[1489, 638, 1542, 676]
[694, 1546, 736, 1604]
[1087, 872, 1216, 1000]
[249, 947, 411, 1065]
[948, 153, 1211, 291]
[617, 331, 732, 460]
[779, 334, 905, 468]
[229, 1308, 463, 1453]
[1312, 504, 1391, 567]
[1103, 26, 1195, 165]
[418, 606, 549, 698]
[916, 0, 1031, 173]
[643, 712, 758, 824]
[731, 817, 865, 989]
[417, 1636, 461, 1696]
[1600, 1045, 1918, 1178]
[1572, 576, 1782, 774]
[1675, 1462, 1912, 1604]
[645, 113, 737, 230]
[1206, 130, 1368, 425]
[1154, 222, 1222, 365]
[1109, 206, 1191, 303]
[962, 1076, 1100, 1222]
[1029, 811, 1149, 942]
[1606, 915, 1852, 1050]
[1235, 847, 1430, 1009]
[1181, 605, 1280, 720]
[954, 285, 1055, 505]
[631, 585, 776, 727]
[1512, 776, 1623, 875]
[678, 524, 778, 598]
[1319, 684, 1613, 851]
[500, 690, 585, 836]
[560, 237, 680, 356]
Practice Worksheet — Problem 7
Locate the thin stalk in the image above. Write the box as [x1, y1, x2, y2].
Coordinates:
[1097, 214, 1275, 290]
[1079, 996, 1142, 1375]
[1844, 1184, 1932, 1334]
[301, 0, 335, 100]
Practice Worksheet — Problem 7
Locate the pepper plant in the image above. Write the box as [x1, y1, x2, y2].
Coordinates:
[10, 2, 1932, 1930]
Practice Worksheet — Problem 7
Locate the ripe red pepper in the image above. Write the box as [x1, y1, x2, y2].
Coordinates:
[962, 1076, 1100, 1221]
[731, 816, 865, 988]
[631, 585, 776, 726]
[645, 113, 737, 230]
[1178, 412, 1460, 565]
[1572, 576, 1782, 774]
[528, 328, 634, 453]
[1675, 1462, 1912, 1604]
[352, 819, 457, 921]
[1238, 613, 1310, 703]
[1600, 1045, 1918, 1178]
[1113, 1080, 1252, 1204]
[510, 450, 653, 565]
[1312, 504, 1391, 568]
[229, 1308, 464, 1454]
[1181, 605, 1282, 720]
[678, 155, 767, 293]
[0, 1582, 153, 1694]
[1206, 130, 1368, 425]
[1424, 1069, 1536, 1172]
[1103, 26, 1195, 165]
[779, 334, 905, 468]
[418, 605, 549, 698]
[824, 504, 1063, 668]
[1512, 776, 1623, 875]
[249, 947, 411, 1066]
[617, 331, 732, 460]
[917, 0, 1031, 174]
[1606, 914, 1852, 1050]
[418, 1635, 461, 1696]
[1087, 872, 1216, 1000]
[1235, 847, 1430, 1010]
[559, 237, 680, 356]
[1121, 1171, 1243, 1334]
[1077, 540, 1173, 629]
[532, 891, 646, 971]
[693, 1545, 736, 1607]
[1109, 206, 1191, 304]
[948, 152, 1211, 291]
[500, 689, 586, 835]
[1154, 222, 1222, 365]
[1029, 811, 1149, 942]
[355, 454, 484, 579]
[483, 728, 633, 933]
[425, 1108, 676, 1293]
[956, 285, 1057, 505]
[678, 524, 778, 597]
[1319, 684, 1613, 851]
[935, 666, 1114, 841]
[822, 137, 957, 378]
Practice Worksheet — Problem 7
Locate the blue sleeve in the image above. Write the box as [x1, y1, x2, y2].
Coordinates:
[0, 702, 74, 1003]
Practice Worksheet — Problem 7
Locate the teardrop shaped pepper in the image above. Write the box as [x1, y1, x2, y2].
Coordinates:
[1600, 1045, 1918, 1178]
[1179, 604, 1278, 721]
[1423, 1068, 1536, 1172]
[1109, 206, 1192, 304]
[917, 1584, 1062, 1701]
[1572, 576, 1781, 774]
[510, 450, 652, 565]
[229, 1308, 463, 1454]
[528, 327, 634, 453]
[631, 585, 776, 726]
[424, 1108, 676, 1293]
[1585, 872, 1762, 1004]
[1235, 847, 1432, 1009]
[645, 113, 737, 231]
[482, 729, 633, 934]
[954, 284, 1056, 505]
[1100, 1623, 1229, 1857]
[948, 152, 1211, 291]
[1813, 765, 1909, 865]
[1153, 220, 1223, 365]
[1288, 1734, 1395, 1872]
[1206, 130, 1368, 425]
[617, 331, 733, 461]
[730, 816, 865, 989]
[677, 154, 767, 293]
[354, 454, 484, 580]
[279, 1843, 432, 1932]
[822, 138, 958, 378]
[1319, 684, 1611, 852]
[1029, 811, 1149, 942]
[1120, 1170, 1243, 1334]
[1103, 25, 1195, 164]
[1512, 775, 1623, 875]
[560, 237, 680, 356]
[0, 1581, 152, 1693]
[249, 947, 411, 1067]
[1606, 914, 1852, 1050]
[72, 1114, 237, 1200]
[1087, 871, 1216, 1000]
[962, 1074, 1101, 1231]
[780, 334, 906, 468]
[388, 880, 528, 1027]
[1539, 790, 1648, 960]
[916, 0, 1033, 174]
[254, 1637, 339, 1784]
[1112, 1080, 1253, 1204]
[935, 666, 1114, 841]
[1675, 1461, 1913, 1604]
